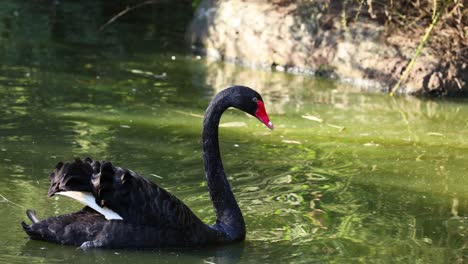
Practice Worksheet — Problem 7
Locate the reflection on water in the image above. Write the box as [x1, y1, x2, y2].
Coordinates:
[1, 0, 468, 263]
[19, 241, 246, 264]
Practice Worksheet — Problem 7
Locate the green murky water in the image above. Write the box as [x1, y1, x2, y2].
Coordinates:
[1, 1, 467, 263]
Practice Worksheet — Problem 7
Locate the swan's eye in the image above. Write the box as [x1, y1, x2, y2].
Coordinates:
[252, 97, 258, 103]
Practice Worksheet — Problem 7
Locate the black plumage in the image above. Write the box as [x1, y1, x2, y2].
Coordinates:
[21, 86, 273, 249]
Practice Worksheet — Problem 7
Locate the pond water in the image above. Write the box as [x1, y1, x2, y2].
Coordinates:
[1, 1, 467, 263]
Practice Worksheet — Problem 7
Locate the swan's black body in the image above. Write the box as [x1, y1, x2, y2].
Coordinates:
[21, 86, 273, 249]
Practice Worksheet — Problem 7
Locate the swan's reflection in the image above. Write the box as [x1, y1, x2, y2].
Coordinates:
[21, 240, 245, 264]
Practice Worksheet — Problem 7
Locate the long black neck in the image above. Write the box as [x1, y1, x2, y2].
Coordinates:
[202, 91, 246, 241]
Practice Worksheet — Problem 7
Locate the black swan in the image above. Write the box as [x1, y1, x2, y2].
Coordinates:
[21, 86, 273, 249]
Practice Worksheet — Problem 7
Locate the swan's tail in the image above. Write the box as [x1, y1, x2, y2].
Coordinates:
[26, 209, 40, 223]
[21, 210, 40, 239]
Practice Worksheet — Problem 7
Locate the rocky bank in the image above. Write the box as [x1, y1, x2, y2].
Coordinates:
[188, 0, 467, 97]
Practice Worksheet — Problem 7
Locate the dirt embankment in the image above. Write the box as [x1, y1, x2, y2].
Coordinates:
[188, 0, 467, 97]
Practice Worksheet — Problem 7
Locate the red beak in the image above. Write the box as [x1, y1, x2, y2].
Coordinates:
[255, 100, 274, 130]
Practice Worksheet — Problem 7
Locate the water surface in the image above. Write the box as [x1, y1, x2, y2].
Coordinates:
[0, 1, 467, 263]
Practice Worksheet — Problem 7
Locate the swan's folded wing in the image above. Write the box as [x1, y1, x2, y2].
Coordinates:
[48, 158, 204, 228]
[94, 164, 204, 228]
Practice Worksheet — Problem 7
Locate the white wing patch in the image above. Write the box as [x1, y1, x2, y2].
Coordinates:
[56, 191, 123, 220]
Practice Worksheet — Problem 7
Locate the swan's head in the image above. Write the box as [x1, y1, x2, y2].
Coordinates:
[228, 86, 274, 130]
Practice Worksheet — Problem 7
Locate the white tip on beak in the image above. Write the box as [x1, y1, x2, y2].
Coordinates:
[267, 121, 274, 130]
